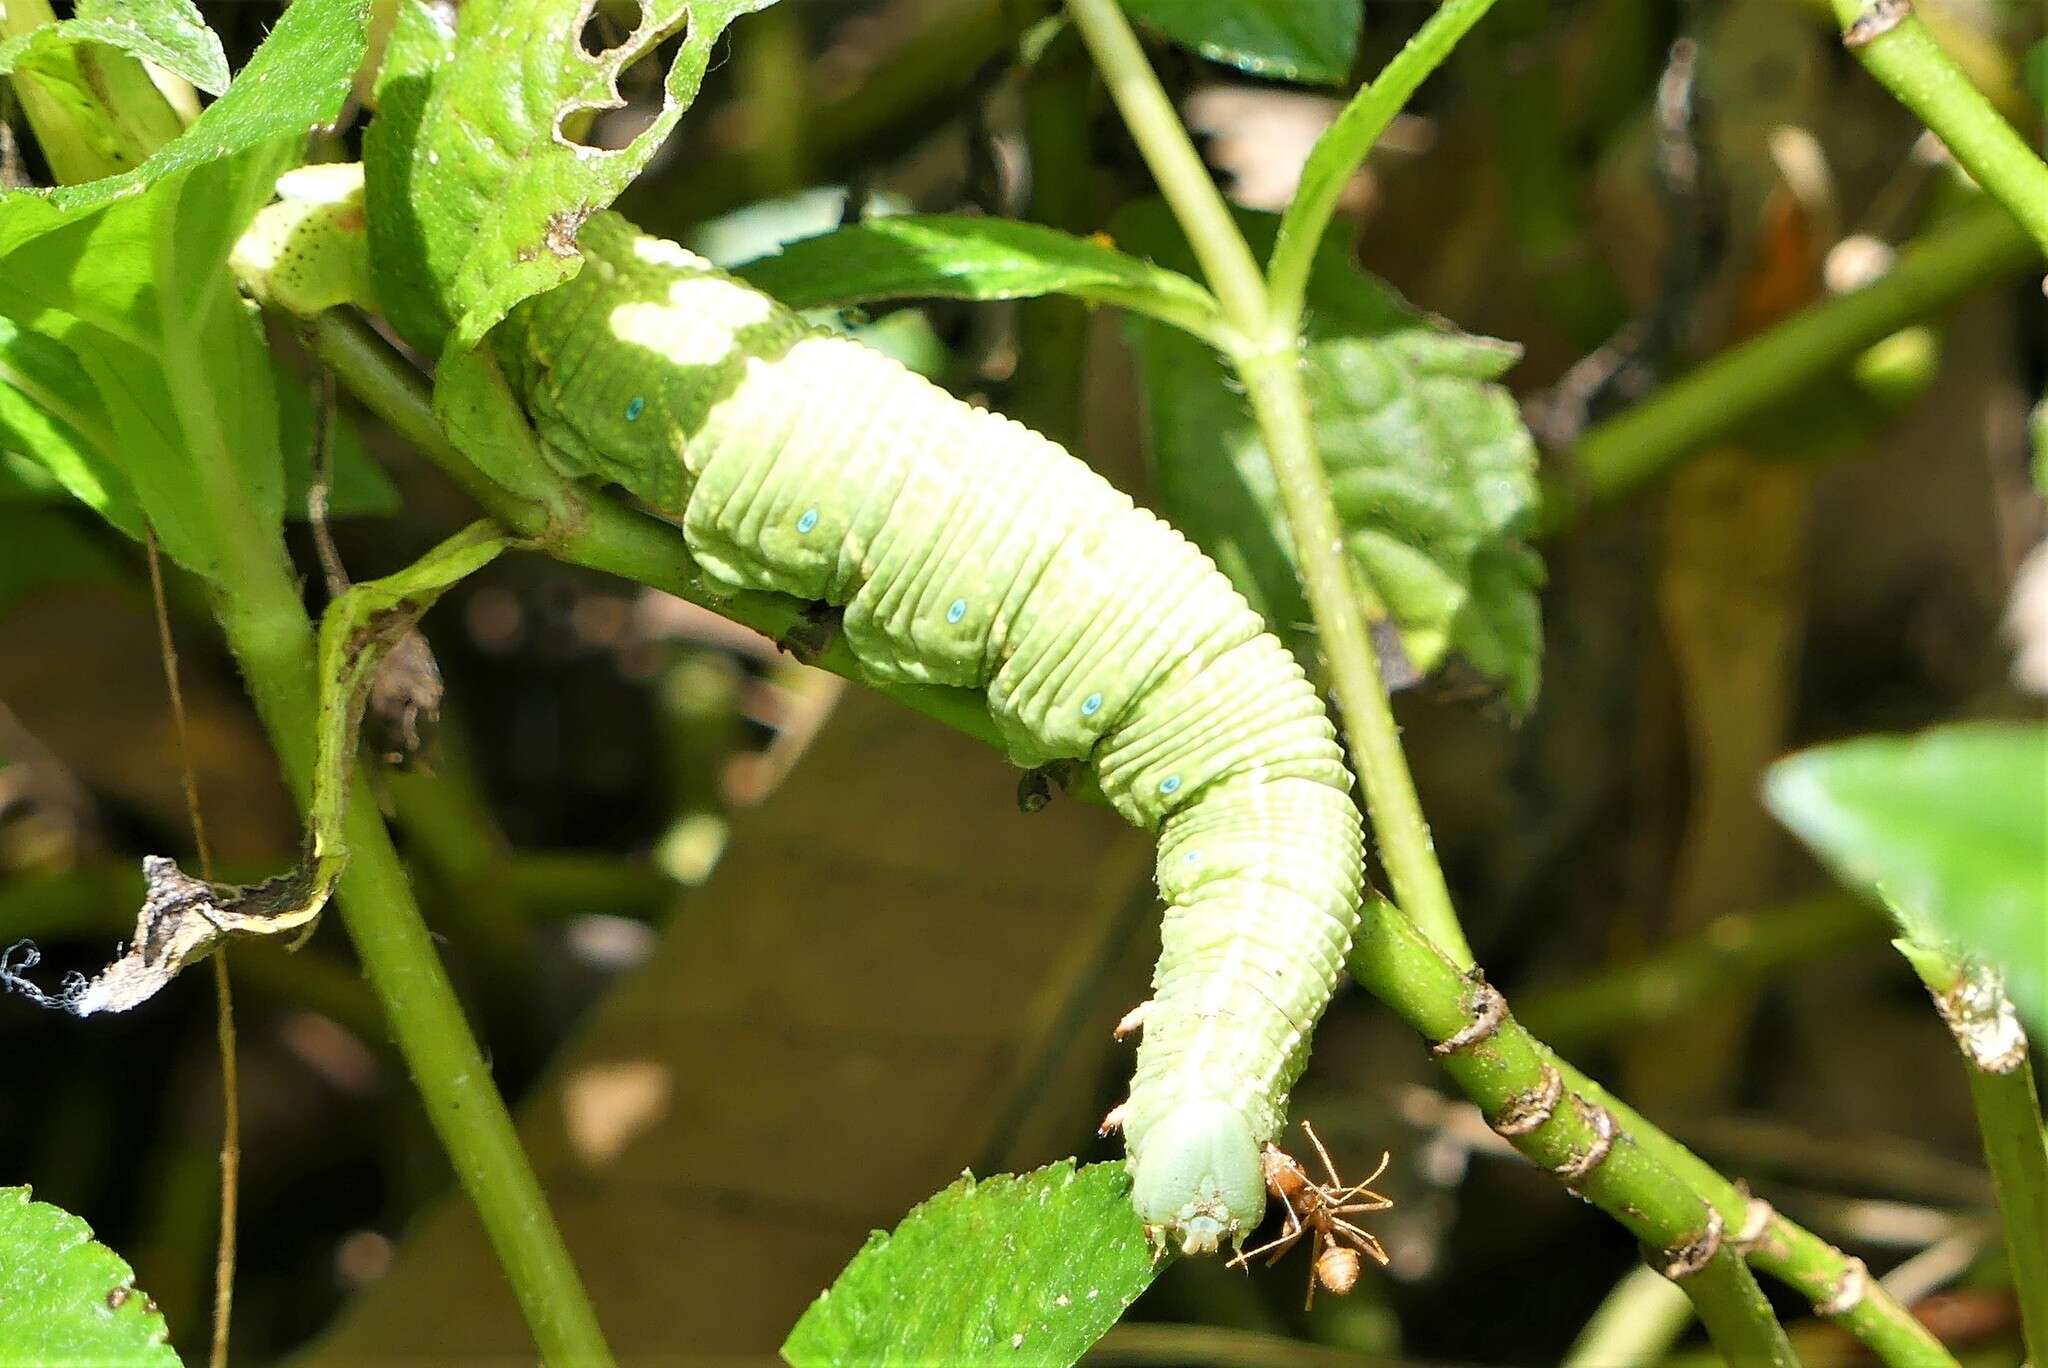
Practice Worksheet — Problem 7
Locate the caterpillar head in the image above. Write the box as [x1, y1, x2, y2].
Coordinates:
[1129, 1099, 1266, 1255]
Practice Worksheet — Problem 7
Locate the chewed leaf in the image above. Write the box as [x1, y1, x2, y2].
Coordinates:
[0, 1187, 178, 1365]
[1122, 0, 1360, 87]
[782, 1161, 1158, 1368]
[1766, 723, 2048, 1040]
[1117, 201, 1543, 711]
[365, 0, 778, 358]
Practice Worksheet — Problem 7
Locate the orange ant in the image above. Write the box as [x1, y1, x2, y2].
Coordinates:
[1226, 1120, 1393, 1308]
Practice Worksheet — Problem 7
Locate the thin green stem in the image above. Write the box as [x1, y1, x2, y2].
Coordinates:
[1895, 944, 2048, 1365]
[1553, 198, 2036, 524]
[209, 548, 614, 1367]
[1066, 0, 1474, 966]
[1237, 352, 1470, 965]
[1829, 0, 2048, 258]
[1563, 1263, 1695, 1368]
[1267, 0, 1504, 334]
[1063, 0, 1269, 339]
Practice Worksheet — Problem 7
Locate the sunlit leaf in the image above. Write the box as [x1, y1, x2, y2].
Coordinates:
[1118, 201, 1543, 710]
[364, 0, 779, 358]
[736, 214, 1224, 342]
[783, 1161, 1158, 1368]
[0, 0, 228, 95]
[0, 1187, 179, 1366]
[1767, 723, 2048, 1037]
[0, 0, 368, 579]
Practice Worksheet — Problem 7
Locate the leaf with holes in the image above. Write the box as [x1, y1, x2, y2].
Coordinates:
[782, 1162, 1158, 1368]
[364, 0, 779, 359]
[1122, 0, 1360, 86]
[1767, 723, 2048, 1038]
[1116, 201, 1543, 711]
[0, 1187, 179, 1366]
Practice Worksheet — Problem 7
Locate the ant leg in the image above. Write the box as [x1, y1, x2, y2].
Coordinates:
[1225, 1226, 1304, 1270]
[1299, 1120, 1345, 1190]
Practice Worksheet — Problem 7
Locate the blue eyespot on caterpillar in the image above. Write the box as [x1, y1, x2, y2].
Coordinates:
[504, 213, 1366, 1256]
[625, 395, 645, 422]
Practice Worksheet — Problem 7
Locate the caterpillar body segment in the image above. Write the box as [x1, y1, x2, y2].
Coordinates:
[504, 213, 1367, 1252]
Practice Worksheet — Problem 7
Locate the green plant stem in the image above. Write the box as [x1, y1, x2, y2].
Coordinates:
[1265, 0, 1505, 335]
[1563, 1263, 1695, 1368]
[208, 548, 613, 1366]
[1895, 944, 2048, 1365]
[1829, 0, 2048, 258]
[304, 277, 1960, 1368]
[1066, 0, 1474, 968]
[1347, 897, 1796, 1365]
[1561, 1065, 1953, 1366]
[1554, 198, 2036, 524]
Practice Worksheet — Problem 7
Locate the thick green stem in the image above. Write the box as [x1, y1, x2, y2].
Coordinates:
[1563, 1065, 1954, 1366]
[307, 271, 1957, 1368]
[1829, 0, 2048, 258]
[1896, 944, 2048, 1365]
[208, 543, 613, 1367]
[1066, 0, 1474, 966]
[1347, 897, 1796, 1364]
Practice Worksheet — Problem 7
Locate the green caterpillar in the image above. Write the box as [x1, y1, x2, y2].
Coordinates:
[498, 214, 1366, 1253]
[178, 168, 1372, 1254]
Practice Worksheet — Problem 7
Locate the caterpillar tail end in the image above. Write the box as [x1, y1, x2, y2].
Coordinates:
[1128, 1099, 1266, 1256]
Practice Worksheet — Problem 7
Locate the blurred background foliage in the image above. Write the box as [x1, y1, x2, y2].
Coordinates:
[0, 0, 2043, 1362]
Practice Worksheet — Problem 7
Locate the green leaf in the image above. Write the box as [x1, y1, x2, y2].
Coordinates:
[1766, 724, 2048, 1037]
[0, 0, 229, 96]
[1122, 0, 1360, 86]
[0, 1186, 179, 1366]
[782, 1162, 1158, 1368]
[0, 312, 143, 541]
[364, 0, 778, 358]
[0, 0, 363, 258]
[735, 214, 1226, 344]
[0, 0, 369, 579]
[1118, 201, 1544, 710]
